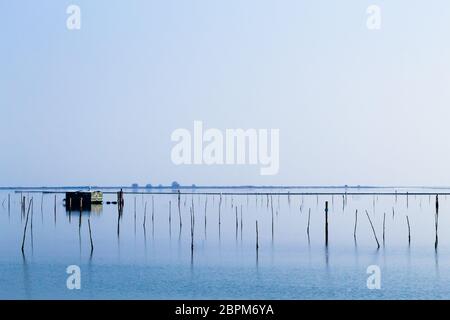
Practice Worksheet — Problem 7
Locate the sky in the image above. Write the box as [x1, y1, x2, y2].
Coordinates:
[1, 1, 450, 187]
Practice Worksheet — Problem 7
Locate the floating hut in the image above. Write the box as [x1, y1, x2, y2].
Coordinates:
[65, 191, 103, 210]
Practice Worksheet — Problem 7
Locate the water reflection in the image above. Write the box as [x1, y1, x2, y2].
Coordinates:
[3, 188, 450, 299]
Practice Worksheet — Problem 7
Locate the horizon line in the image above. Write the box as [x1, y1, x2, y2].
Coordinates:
[2, 184, 450, 190]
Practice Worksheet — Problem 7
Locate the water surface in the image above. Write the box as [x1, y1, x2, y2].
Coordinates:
[0, 187, 449, 299]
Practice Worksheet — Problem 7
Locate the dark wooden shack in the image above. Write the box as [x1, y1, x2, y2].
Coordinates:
[65, 192, 92, 210]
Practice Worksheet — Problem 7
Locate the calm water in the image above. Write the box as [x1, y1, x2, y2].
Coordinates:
[1, 187, 450, 299]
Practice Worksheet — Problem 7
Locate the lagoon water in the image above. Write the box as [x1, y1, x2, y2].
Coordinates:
[1, 187, 450, 299]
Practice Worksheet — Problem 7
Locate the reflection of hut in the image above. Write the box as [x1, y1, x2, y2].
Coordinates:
[90, 204, 103, 215]
[65, 191, 103, 210]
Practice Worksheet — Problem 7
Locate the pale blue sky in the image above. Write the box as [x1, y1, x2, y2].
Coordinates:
[1, 1, 450, 186]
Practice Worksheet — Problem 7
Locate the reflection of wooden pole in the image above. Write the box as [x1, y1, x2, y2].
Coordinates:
[169, 201, 172, 225]
[325, 201, 329, 246]
[406, 192, 409, 209]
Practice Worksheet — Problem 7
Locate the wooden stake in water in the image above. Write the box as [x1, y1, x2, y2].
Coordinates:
[256, 220, 259, 251]
[307, 208, 311, 238]
[204, 197, 207, 237]
[218, 193, 222, 226]
[353, 209, 358, 241]
[382, 212, 386, 246]
[365, 210, 380, 249]
[169, 200, 172, 226]
[435, 195, 439, 249]
[325, 201, 329, 246]
[21, 198, 32, 253]
[177, 191, 182, 229]
[406, 215, 411, 245]
[143, 201, 147, 228]
[235, 206, 238, 240]
[54, 194, 57, 225]
[190, 206, 195, 252]
[240, 205, 243, 241]
[271, 195, 274, 240]
[134, 196, 137, 231]
[152, 196, 155, 237]
[88, 216, 94, 253]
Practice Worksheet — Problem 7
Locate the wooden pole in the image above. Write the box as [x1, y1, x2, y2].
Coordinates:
[177, 191, 182, 229]
[22, 196, 26, 218]
[190, 207, 194, 251]
[406, 215, 411, 245]
[143, 201, 147, 228]
[169, 200, 172, 225]
[79, 197, 82, 233]
[353, 209, 358, 241]
[382, 212, 386, 246]
[152, 196, 155, 237]
[271, 195, 274, 240]
[88, 217, 94, 253]
[325, 201, 329, 246]
[218, 194, 222, 226]
[235, 206, 238, 240]
[240, 205, 243, 241]
[435, 194, 439, 249]
[307, 208, 311, 237]
[21, 198, 32, 253]
[365, 210, 380, 249]
[134, 196, 137, 230]
[54, 194, 57, 225]
[256, 220, 259, 250]
[204, 198, 207, 236]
